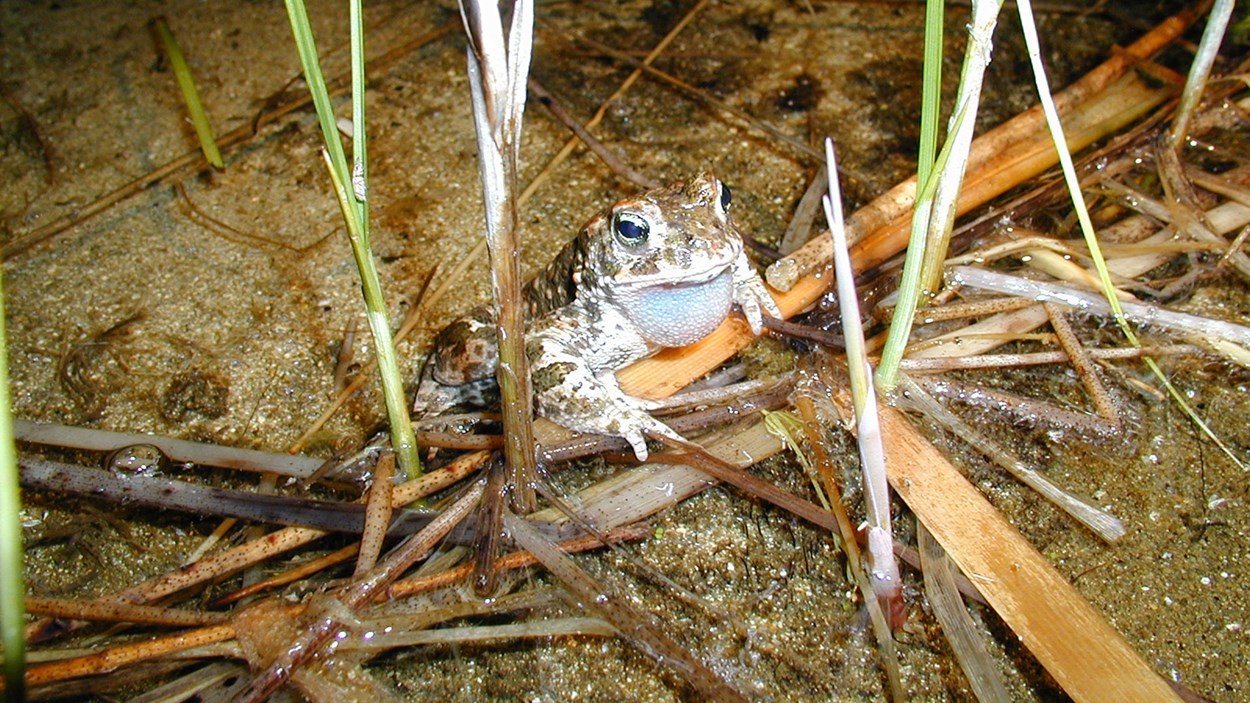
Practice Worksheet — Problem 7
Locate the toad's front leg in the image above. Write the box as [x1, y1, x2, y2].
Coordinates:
[732, 250, 783, 334]
[527, 324, 679, 462]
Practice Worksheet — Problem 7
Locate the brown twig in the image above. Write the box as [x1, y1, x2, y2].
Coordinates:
[25, 624, 238, 688]
[779, 168, 829, 255]
[210, 543, 360, 607]
[354, 450, 395, 576]
[175, 182, 335, 253]
[1043, 302, 1121, 422]
[25, 597, 228, 628]
[565, 31, 822, 163]
[527, 78, 658, 189]
[649, 436, 837, 533]
[389, 523, 651, 598]
[234, 479, 485, 702]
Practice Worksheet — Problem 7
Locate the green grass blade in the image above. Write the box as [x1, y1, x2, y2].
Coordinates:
[876, 0, 1002, 391]
[917, 0, 944, 188]
[350, 0, 368, 205]
[875, 0, 944, 392]
[283, 0, 358, 227]
[155, 17, 224, 169]
[284, 0, 420, 478]
[0, 273, 26, 702]
[1169, 0, 1234, 149]
[321, 150, 421, 477]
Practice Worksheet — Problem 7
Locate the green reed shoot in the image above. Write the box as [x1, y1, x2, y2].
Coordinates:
[155, 17, 223, 169]
[0, 274, 26, 702]
[877, 0, 1002, 391]
[283, 0, 420, 478]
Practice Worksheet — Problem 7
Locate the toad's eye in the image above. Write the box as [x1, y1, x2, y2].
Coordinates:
[719, 182, 732, 211]
[613, 211, 650, 246]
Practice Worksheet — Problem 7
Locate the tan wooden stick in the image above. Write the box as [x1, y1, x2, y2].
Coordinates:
[618, 5, 1196, 401]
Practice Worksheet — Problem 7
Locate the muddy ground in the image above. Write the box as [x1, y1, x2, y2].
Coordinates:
[1, 0, 1246, 700]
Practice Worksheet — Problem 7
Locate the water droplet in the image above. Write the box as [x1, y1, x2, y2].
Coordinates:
[106, 444, 168, 476]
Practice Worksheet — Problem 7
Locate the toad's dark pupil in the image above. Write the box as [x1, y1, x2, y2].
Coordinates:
[719, 183, 732, 210]
[614, 213, 649, 245]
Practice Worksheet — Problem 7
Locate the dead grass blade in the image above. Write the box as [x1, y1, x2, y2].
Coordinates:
[503, 511, 750, 703]
[918, 525, 1011, 703]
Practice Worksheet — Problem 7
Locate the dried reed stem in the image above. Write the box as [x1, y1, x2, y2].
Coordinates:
[460, 0, 538, 511]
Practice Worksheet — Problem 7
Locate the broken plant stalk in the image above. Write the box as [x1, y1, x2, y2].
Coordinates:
[460, 0, 538, 512]
[820, 139, 902, 626]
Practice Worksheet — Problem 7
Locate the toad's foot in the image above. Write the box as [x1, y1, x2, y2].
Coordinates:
[540, 378, 684, 463]
[618, 411, 684, 463]
[732, 250, 782, 335]
[531, 337, 684, 462]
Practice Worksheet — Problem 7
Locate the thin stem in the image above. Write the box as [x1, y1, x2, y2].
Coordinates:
[154, 17, 224, 169]
[351, 0, 368, 203]
[822, 140, 903, 630]
[321, 150, 421, 478]
[1169, 0, 1233, 149]
[917, 0, 944, 188]
[284, 0, 420, 477]
[460, 0, 538, 510]
[0, 274, 26, 701]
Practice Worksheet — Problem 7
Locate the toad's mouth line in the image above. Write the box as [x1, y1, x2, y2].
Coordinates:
[615, 262, 733, 290]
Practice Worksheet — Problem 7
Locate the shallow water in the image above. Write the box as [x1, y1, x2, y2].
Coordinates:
[2, 0, 1245, 700]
